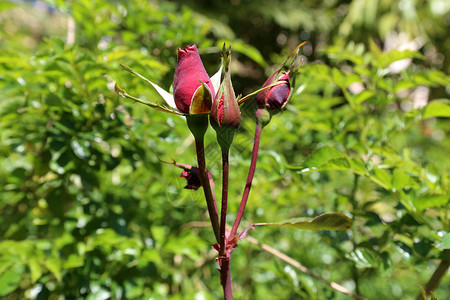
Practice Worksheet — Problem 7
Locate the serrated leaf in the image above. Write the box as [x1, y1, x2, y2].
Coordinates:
[252, 212, 352, 231]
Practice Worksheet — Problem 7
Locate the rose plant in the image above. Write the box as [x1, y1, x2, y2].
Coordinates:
[116, 43, 354, 299]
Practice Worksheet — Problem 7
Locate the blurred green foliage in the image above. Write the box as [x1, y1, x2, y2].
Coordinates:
[0, 0, 449, 299]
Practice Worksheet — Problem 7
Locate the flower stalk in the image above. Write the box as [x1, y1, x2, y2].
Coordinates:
[229, 110, 265, 238]
[194, 134, 220, 243]
[117, 42, 308, 300]
[219, 149, 233, 299]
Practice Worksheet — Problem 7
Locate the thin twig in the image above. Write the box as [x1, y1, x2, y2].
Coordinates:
[245, 235, 368, 300]
[416, 251, 450, 300]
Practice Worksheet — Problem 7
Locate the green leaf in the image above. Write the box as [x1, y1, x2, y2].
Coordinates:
[345, 248, 379, 269]
[252, 212, 352, 231]
[289, 147, 346, 171]
[63, 254, 84, 269]
[369, 167, 393, 190]
[354, 90, 375, 105]
[437, 233, 450, 249]
[0, 264, 25, 297]
[412, 194, 449, 211]
[332, 68, 346, 88]
[422, 99, 450, 119]
[28, 257, 42, 283]
[45, 257, 62, 282]
[392, 169, 413, 190]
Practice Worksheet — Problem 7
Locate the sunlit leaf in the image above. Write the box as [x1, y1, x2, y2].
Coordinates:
[422, 99, 450, 119]
[28, 257, 42, 283]
[437, 233, 450, 249]
[252, 213, 352, 231]
[412, 194, 449, 211]
[45, 257, 62, 282]
[0, 265, 25, 297]
[63, 254, 84, 269]
[346, 248, 379, 269]
[369, 167, 393, 190]
[289, 147, 346, 171]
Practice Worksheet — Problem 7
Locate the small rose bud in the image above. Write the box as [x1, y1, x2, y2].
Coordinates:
[210, 50, 241, 151]
[256, 71, 291, 110]
[173, 45, 215, 114]
[210, 78, 241, 130]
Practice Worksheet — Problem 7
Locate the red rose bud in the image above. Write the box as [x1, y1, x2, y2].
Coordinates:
[256, 71, 291, 110]
[173, 45, 215, 114]
[210, 53, 241, 150]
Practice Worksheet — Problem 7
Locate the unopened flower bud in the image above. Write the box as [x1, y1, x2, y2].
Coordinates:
[173, 45, 215, 114]
[256, 71, 291, 110]
[210, 50, 241, 151]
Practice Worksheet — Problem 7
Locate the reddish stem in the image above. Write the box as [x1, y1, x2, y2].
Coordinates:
[229, 121, 262, 238]
[221, 254, 233, 300]
[220, 149, 229, 254]
[219, 149, 233, 299]
[195, 137, 220, 243]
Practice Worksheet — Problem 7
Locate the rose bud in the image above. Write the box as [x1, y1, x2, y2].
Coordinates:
[256, 71, 291, 110]
[210, 51, 241, 151]
[173, 45, 215, 114]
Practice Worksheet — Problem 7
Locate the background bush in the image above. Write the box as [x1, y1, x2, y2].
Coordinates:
[0, 0, 449, 299]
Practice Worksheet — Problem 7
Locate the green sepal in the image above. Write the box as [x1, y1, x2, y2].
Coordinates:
[189, 81, 213, 115]
[213, 126, 237, 152]
[186, 114, 209, 141]
[114, 83, 183, 115]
